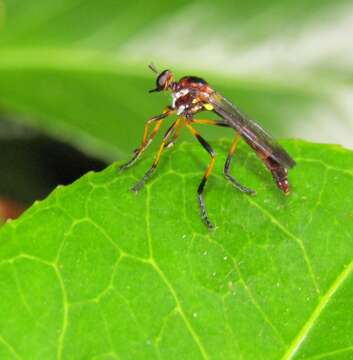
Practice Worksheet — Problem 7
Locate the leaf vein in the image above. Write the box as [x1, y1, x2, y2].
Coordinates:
[0, 335, 22, 360]
[206, 234, 286, 346]
[281, 258, 353, 359]
[307, 344, 353, 359]
[150, 259, 210, 360]
[246, 197, 321, 295]
[55, 266, 69, 360]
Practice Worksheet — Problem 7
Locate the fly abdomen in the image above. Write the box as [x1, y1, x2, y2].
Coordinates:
[264, 157, 290, 194]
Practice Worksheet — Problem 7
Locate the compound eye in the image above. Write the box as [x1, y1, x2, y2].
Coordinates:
[157, 70, 170, 90]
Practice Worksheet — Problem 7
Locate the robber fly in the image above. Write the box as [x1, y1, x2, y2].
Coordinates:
[119, 64, 296, 229]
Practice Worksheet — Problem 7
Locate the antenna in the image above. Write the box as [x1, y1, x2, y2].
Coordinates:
[148, 63, 159, 74]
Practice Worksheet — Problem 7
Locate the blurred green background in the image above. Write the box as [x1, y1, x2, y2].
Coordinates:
[0, 0, 352, 219]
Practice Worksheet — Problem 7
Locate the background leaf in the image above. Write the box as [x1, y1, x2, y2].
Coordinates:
[0, 0, 352, 161]
[0, 140, 352, 359]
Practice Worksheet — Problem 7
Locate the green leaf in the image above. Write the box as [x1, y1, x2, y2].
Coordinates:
[0, 140, 352, 359]
[0, 0, 352, 159]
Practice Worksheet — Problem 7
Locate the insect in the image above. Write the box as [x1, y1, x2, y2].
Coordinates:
[119, 64, 296, 229]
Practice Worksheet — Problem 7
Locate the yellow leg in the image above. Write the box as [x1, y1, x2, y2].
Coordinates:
[142, 107, 172, 144]
[165, 117, 185, 148]
[118, 107, 174, 172]
[131, 118, 181, 192]
[228, 132, 241, 156]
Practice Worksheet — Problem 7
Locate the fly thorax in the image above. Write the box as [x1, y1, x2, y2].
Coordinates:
[171, 88, 189, 109]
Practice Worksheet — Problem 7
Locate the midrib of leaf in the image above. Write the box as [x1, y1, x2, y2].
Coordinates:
[282, 257, 353, 359]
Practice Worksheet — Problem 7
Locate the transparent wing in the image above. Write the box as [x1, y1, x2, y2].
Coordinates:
[209, 92, 296, 168]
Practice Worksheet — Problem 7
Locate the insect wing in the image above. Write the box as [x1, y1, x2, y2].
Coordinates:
[209, 92, 296, 168]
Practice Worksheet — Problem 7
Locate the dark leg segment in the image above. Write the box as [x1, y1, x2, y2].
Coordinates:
[131, 119, 181, 192]
[186, 124, 216, 229]
[224, 133, 256, 195]
[118, 107, 174, 172]
[192, 119, 254, 194]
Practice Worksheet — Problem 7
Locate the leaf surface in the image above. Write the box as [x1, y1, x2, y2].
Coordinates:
[0, 140, 352, 359]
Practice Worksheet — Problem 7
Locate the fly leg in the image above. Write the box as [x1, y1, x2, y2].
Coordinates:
[165, 118, 227, 149]
[224, 133, 256, 195]
[193, 119, 255, 195]
[165, 119, 185, 149]
[186, 123, 216, 229]
[131, 118, 180, 192]
[118, 107, 174, 172]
